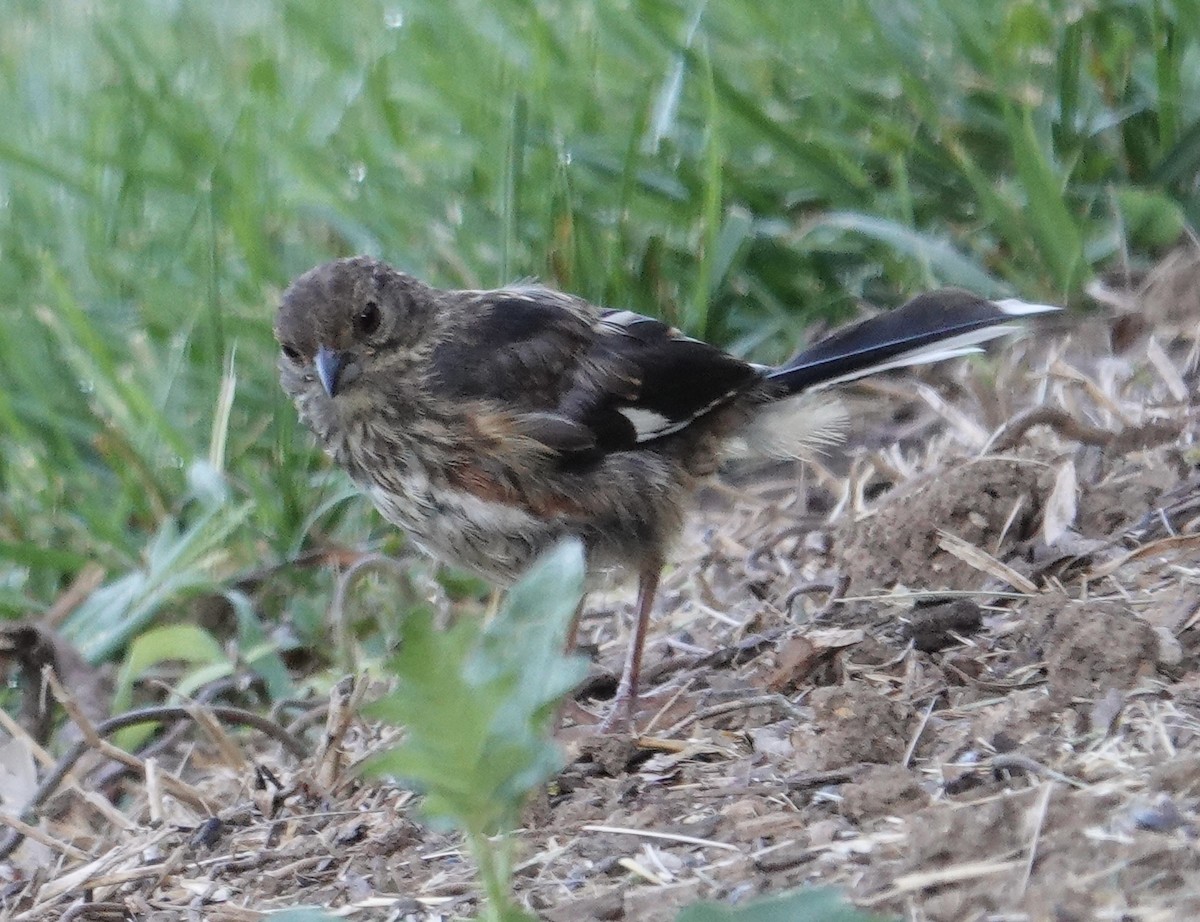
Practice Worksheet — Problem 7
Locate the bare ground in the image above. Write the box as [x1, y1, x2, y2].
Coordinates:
[2, 255, 1199, 921]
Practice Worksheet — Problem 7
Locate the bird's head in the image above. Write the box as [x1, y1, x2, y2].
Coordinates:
[275, 256, 438, 429]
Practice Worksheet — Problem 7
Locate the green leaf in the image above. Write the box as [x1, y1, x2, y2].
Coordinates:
[61, 499, 252, 663]
[677, 887, 892, 922]
[801, 212, 1003, 295]
[690, 43, 723, 340]
[1116, 187, 1185, 250]
[110, 623, 229, 750]
[363, 540, 587, 921]
[363, 539, 587, 835]
[1004, 106, 1085, 292]
[224, 589, 293, 701]
[112, 623, 227, 713]
[1003, 2, 1054, 54]
[1149, 115, 1200, 187]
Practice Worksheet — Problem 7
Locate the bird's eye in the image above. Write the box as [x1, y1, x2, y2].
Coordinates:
[281, 343, 302, 363]
[355, 300, 382, 337]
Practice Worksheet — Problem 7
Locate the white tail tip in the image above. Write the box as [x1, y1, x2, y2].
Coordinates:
[993, 298, 1061, 317]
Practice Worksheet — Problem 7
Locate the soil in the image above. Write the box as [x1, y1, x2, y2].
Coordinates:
[2, 269, 1199, 921]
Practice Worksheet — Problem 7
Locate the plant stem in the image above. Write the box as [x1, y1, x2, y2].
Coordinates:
[469, 828, 519, 922]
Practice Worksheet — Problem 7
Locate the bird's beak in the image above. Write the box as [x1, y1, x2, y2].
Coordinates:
[314, 344, 348, 398]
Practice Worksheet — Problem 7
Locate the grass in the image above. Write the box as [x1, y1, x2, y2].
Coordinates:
[0, 0, 1196, 698]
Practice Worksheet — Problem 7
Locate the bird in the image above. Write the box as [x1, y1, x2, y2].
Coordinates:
[275, 256, 1056, 730]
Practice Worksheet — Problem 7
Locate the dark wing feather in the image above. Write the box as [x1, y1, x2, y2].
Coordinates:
[429, 291, 594, 407]
[565, 310, 760, 448]
[429, 289, 761, 455]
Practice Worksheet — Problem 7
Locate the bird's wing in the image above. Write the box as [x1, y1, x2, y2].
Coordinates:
[429, 287, 761, 454]
[564, 307, 761, 449]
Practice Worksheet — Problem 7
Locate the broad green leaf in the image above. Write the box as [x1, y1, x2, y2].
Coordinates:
[364, 540, 587, 835]
[111, 623, 227, 713]
[110, 622, 229, 750]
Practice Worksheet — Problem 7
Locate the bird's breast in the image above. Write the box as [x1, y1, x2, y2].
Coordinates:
[363, 465, 562, 585]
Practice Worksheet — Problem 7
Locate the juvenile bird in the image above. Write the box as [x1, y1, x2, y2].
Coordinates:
[276, 257, 1055, 728]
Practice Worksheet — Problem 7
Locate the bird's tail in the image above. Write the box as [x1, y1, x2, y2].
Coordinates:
[765, 289, 1058, 396]
[729, 289, 1058, 461]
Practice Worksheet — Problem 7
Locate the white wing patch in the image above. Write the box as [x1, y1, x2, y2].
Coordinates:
[617, 386, 752, 443]
[617, 406, 676, 440]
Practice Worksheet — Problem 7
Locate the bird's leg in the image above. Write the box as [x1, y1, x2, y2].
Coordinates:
[553, 595, 593, 730]
[599, 566, 660, 733]
[565, 595, 587, 653]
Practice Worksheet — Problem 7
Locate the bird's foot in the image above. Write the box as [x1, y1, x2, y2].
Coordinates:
[594, 697, 636, 735]
[593, 676, 639, 735]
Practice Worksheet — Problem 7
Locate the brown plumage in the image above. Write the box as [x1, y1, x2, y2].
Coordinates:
[276, 255, 1056, 728]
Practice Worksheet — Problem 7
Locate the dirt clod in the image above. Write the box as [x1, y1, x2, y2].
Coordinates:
[840, 765, 929, 820]
[1043, 601, 1159, 704]
[576, 733, 640, 776]
[907, 599, 984, 651]
[837, 458, 1051, 592]
[793, 686, 911, 771]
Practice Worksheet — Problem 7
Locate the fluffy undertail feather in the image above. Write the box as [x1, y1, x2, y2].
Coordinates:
[726, 393, 850, 461]
[766, 290, 1058, 395]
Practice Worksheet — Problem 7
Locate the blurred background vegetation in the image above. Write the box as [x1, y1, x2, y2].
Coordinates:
[0, 0, 1196, 687]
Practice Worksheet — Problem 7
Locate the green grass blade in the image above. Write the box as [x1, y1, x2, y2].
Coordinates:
[1004, 106, 1086, 293]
